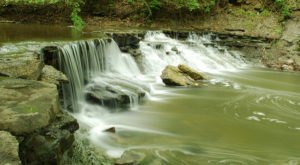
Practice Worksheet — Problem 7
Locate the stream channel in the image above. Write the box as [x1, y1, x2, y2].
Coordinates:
[1, 24, 300, 165]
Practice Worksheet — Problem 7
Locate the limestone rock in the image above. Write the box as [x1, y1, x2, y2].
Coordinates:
[0, 52, 44, 80]
[178, 64, 207, 80]
[0, 131, 21, 165]
[161, 65, 204, 87]
[40, 65, 68, 85]
[0, 78, 59, 135]
[19, 112, 79, 165]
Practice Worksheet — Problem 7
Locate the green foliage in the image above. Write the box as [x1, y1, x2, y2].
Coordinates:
[274, 0, 291, 17]
[69, 0, 85, 30]
[150, 0, 161, 10]
[3, 0, 85, 30]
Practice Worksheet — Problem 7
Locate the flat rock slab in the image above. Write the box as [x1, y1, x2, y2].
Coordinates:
[0, 78, 59, 135]
[0, 51, 43, 80]
[0, 131, 21, 165]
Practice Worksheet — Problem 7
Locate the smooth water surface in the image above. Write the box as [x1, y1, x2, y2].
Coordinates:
[87, 68, 300, 164]
[0, 23, 95, 43]
[68, 32, 300, 165]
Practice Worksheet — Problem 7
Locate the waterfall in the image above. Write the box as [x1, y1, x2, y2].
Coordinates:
[58, 39, 143, 112]
[138, 31, 246, 75]
[57, 31, 246, 112]
[55, 31, 247, 157]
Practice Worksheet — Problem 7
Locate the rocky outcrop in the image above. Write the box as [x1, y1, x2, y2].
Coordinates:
[261, 11, 300, 71]
[40, 65, 68, 85]
[161, 65, 206, 87]
[0, 131, 21, 165]
[0, 76, 79, 164]
[0, 52, 44, 80]
[19, 112, 79, 165]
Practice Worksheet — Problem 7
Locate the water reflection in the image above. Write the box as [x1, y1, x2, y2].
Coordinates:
[0, 23, 94, 43]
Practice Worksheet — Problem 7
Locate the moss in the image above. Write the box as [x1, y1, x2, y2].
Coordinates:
[0, 76, 12, 81]
[273, 25, 283, 36]
[16, 106, 40, 114]
[260, 9, 271, 17]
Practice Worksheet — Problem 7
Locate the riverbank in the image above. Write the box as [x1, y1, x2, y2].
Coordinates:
[1, 0, 299, 71]
[0, 1, 300, 164]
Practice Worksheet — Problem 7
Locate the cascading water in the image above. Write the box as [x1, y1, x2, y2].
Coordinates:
[57, 31, 250, 160]
[2, 28, 299, 164]
[58, 38, 145, 111]
[58, 31, 245, 112]
[138, 31, 246, 75]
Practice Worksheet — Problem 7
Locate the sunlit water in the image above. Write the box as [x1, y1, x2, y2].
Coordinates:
[1, 26, 300, 164]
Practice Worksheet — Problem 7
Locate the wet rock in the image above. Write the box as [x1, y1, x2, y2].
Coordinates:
[128, 49, 142, 57]
[40, 65, 68, 85]
[85, 83, 146, 108]
[120, 46, 131, 53]
[104, 127, 116, 133]
[0, 131, 21, 165]
[19, 112, 79, 165]
[111, 32, 144, 50]
[42, 46, 60, 69]
[160, 65, 201, 87]
[0, 51, 44, 80]
[178, 64, 208, 80]
[171, 46, 179, 54]
[162, 30, 190, 40]
[155, 44, 163, 49]
[116, 150, 146, 165]
[0, 78, 59, 135]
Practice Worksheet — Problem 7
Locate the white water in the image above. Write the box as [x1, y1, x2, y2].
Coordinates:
[58, 39, 142, 111]
[139, 32, 246, 75]
[58, 31, 247, 158]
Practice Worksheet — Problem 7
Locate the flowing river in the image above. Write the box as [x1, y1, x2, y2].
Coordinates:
[1, 24, 300, 165]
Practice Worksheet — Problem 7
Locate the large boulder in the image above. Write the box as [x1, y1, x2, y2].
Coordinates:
[178, 64, 207, 80]
[0, 52, 44, 80]
[0, 78, 59, 135]
[0, 131, 21, 165]
[40, 65, 68, 85]
[161, 65, 205, 87]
